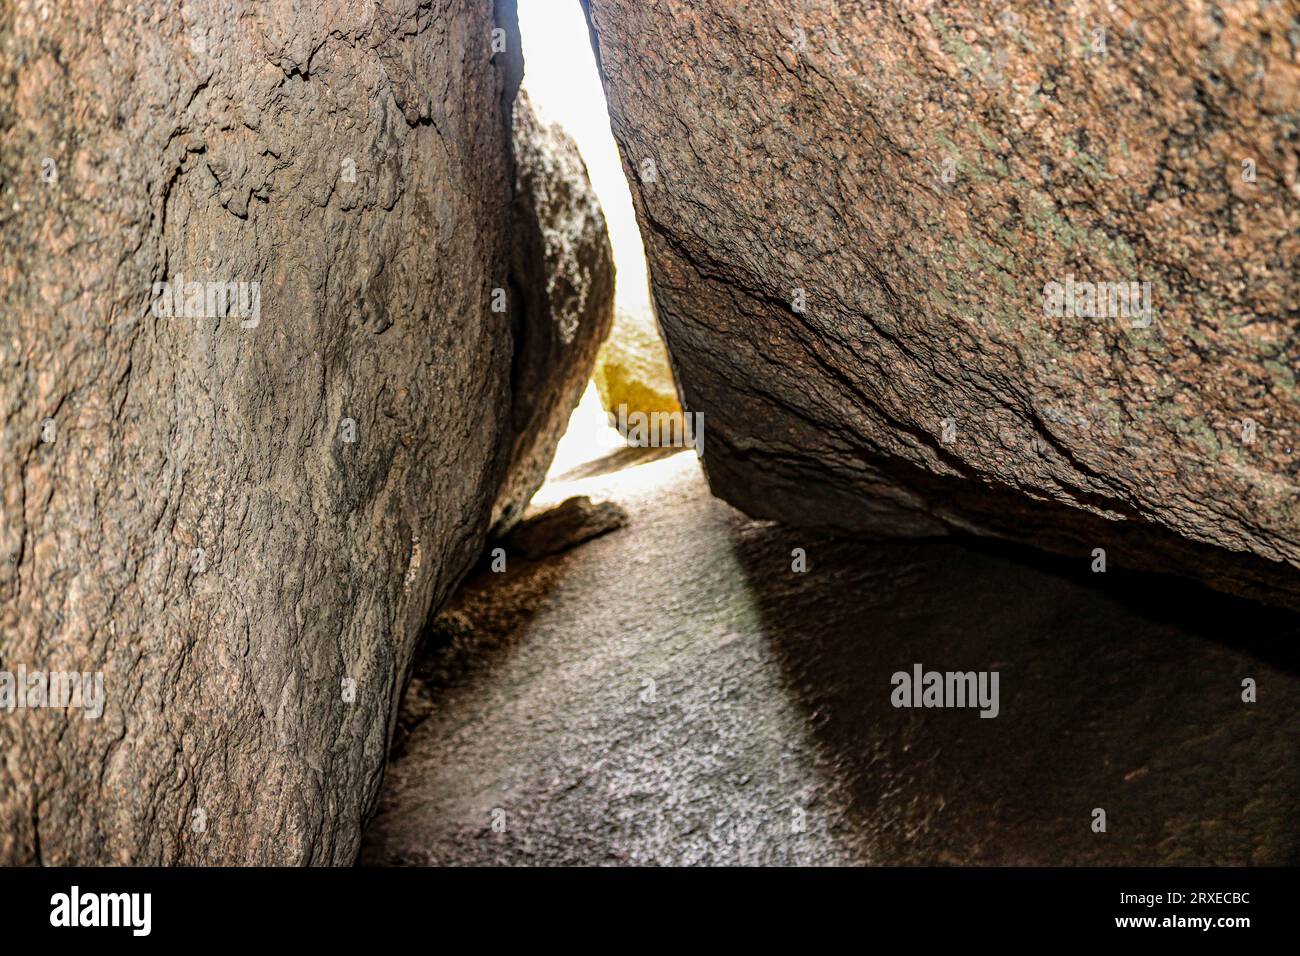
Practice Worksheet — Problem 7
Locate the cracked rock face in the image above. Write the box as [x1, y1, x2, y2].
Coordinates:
[583, 0, 1300, 607]
[0, 0, 524, 864]
[492, 90, 615, 534]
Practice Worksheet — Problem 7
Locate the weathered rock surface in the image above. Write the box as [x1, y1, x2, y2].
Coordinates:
[0, 0, 526, 864]
[492, 90, 615, 534]
[583, 0, 1300, 607]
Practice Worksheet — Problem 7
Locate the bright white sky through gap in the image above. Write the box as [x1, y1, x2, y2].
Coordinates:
[517, 0, 653, 318]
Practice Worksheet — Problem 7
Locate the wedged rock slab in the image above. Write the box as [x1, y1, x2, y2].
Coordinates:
[492, 90, 616, 534]
[583, 0, 1300, 607]
[506, 495, 629, 560]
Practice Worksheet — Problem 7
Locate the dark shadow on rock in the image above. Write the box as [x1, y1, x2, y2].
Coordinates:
[389, 548, 571, 761]
[728, 521, 1300, 865]
[393, 493, 630, 753]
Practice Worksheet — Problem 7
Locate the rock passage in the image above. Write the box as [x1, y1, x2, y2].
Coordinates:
[363, 450, 1300, 866]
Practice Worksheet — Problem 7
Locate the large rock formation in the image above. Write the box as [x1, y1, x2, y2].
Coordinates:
[582, 0, 1300, 607]
[492, 90, 614, 533]
[0, 0, 610, 864]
